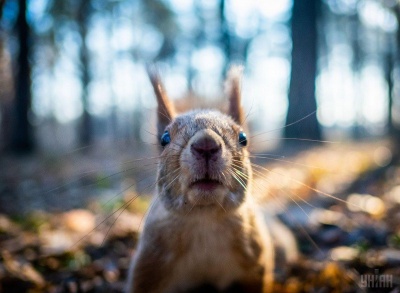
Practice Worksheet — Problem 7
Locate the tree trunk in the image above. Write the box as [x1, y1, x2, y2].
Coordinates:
[385, 49, 394, 136]
[285, 0, 321, 143]
[393, 5, 400, 143]
[219, 0, 231, 76]
[12, 0, 34, 152]
[0, 0, 5, 20]
[393, 5, 400, 148]
[350, 12, 364, 139]
[78, 0, 92, 147]
[0, 36, 14, 152]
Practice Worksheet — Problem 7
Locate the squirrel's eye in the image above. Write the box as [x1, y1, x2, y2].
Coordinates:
[238, 131, 247, 146]
[160, 131, 171, 146]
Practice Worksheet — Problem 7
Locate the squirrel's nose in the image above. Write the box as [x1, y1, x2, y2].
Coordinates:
[191, 136, 221, 161]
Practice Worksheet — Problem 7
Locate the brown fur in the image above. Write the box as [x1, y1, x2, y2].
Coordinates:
[147, 66, 176, 137]
[226, 66, 244, 125]
[127, 67, 276, 293]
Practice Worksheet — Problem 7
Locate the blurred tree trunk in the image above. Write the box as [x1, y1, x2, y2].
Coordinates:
[285, 0, 321, 143]
[12, 0, 34, 152]
[0, 0, 4, 20]
[0, 3, 9, 151]
[78, 1, 92, 147]
[385, 46, 394, 136]
[350, 12, 364, 139]
[0, 37, 14, 152]
[219, 0, 231, 75]
[394, 5, 400, 148]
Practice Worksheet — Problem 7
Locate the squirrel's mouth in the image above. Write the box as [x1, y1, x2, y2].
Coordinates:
[190, 178, 222, 192]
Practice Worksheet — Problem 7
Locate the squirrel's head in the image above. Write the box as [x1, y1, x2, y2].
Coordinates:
[148, 66, 251, 214]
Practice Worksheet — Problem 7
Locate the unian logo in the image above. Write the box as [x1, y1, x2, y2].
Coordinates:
[360, 269, 393, 288]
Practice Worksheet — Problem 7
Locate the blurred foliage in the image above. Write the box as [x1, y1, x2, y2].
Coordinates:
[1, 0, 399, 154]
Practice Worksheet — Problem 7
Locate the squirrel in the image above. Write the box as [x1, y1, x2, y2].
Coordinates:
[126, 66, 297, 293]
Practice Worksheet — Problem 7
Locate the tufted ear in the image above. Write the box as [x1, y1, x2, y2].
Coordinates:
[226, 66, 244, 125]
[147, 66, 176, 138]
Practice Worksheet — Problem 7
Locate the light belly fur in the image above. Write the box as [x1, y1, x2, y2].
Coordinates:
[162, 217, 246, 292]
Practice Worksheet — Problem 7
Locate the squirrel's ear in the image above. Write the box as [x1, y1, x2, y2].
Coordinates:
[147, 66, 176, 137]
[226, 66, 244, 125]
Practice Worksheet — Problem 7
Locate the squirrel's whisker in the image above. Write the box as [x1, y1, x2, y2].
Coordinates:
[162, 168, 182, 191]
[251, 137, 338, 144]
[239, 96, 255, 128]
[213, 195, 227, 213]
[100, 167, 182, 245]
[250, 167, 313, 219]
[248, 155, 327, 171]
[71, 181, 139, 248]
[75, 165, 180, 248]
[249, 110, 317, 140]
[245, 166, 322, 253]
[185, 196, 202, 216]
[228, 169, 247, 191]
[37, 155, 163, 201]
[138, 194, 160, 231]
[250, 162, 362, 210]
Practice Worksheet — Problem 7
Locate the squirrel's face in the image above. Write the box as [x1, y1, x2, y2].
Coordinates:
[157, 110, 251, 213]
[148, 66, 247, 213]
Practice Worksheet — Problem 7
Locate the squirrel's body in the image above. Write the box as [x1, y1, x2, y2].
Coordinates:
[128, 194, 273, 292]
[127, 67, 294, 293]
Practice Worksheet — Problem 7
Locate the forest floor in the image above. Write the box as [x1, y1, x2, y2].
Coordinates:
[0, 140, 400, 292]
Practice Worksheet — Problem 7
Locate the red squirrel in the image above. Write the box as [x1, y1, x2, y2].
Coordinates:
[126, 66, 297, 293]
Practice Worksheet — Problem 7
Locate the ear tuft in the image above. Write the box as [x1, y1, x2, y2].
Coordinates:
[147, 66, 176, 137]
[225, 66, 244, 125]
